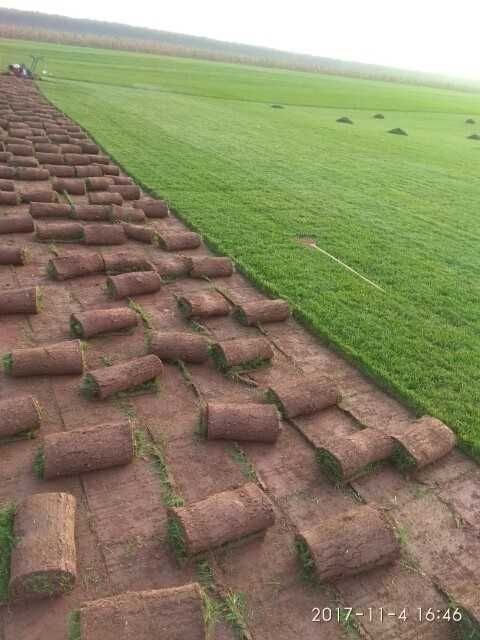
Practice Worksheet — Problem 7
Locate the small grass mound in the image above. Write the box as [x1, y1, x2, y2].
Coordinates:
[336, 116, 353, 124]
[388, 127, 408, 136]
[467, 133, 480, 140]
[373, 113, 385, 119]
[0, 503, 16, 602]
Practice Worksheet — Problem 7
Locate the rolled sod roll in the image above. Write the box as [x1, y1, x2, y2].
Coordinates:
[266, 377, 340, 419]
[6, 143, 31, 156]
[149, 331, 210, 364]
[80, 142, 99, 154]
[112, 176, 133, 185]
[42, 420, 134, 479]
[0, 215, 34, 234]
[36, 152, 64, 165]
[0, 190, 20, 206]
[35, 143, 59, 153]
[0, 179, 15, 191]
[30, 202, 72, 218]
[109, 205, 146, 224]
[20, 189, 57, 203]
[5, 340, 85, 377]
[0, 286, 41, 315]
[71, 307, 138, 338]
[8, 157, 39, 168]
[81, 354, 163, 399]
[71, 204, 110, 221]
[107, 184, 141, 200]
[103, 252, 154, 274]
[0, 166, 16, 179]
[9, 493, 77, 601]
[188, 256, 233, 279]
[210, 337, 274, 371]
[133, 198, 169, 218]
[16, 167, 50, 181]
[59, 144, 82, 154]
[204, 402, 281, 443]
[93, 155, 112, 164]
[155, 231, 201, 251]
[44, 164, 75, 178]
[64, 153, 90, 166]
[88, 191, 123, 206]
[296, 505, 399, 582]
[235, 299, 291, 325]
[122, 222, 155, 243]
[52, 178, 86, 195]
[48, 254, 105, 280]
[75, 165, 103, 178]
[392, 416, 456, 470]
[317, 428, 396, 483]
[78, 584, 205, 640]
[169, 483, 275, 556]
[0, 395, 41, 438]
[86, 177, 113, 191]
[0, 152, 13, 163]
[101, 164, 120, 175]
[49, 134, 69, 144]
[83, 224, 126, 246]
[35, 222, 84, 242]
[156, 255, 191, 278]
[0, 245, 26, 265]
[177, 291, 230, 319]
[107, 271, 162, 299]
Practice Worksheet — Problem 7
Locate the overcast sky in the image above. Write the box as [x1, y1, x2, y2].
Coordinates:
[4, 0, 480, 79]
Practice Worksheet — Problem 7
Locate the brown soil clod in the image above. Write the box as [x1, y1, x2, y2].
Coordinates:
[88, 191, 123, 206]
[265, 376, 340, 418]
[0, 245, 26, 265]
[35, 221, 84, 242]
[210, 336, 274, 371]
[204, 402, 281, 443]
[316, 428, 396, 483]
[5, 340, 86, 377]
[234, 299, 291, 325]
[78, 584, 205, 640]
[106, 271, 162, 299]
[42, 420, 134, 479]
[82, 223, 127, 245]
[47, 253, 105, 280]
[122, 222, 155, 243]
[30, 202, 72, 218]
[70, 307, 138, 338]
[391, 416, 456, 470]
[169, 482, 275, 556]
[149, 331, 210, 363]
[0, 286, 41, 315]
[296, 504, 399, 582]
[0, 395, 41, 439]
[133, 198, 169, 218]
[81, 354, 163, 399]
[177, 291, 230, 319]
[155, 230, 201, 251]
[187, 256, 233, 278]
[9, 492, 77, 601]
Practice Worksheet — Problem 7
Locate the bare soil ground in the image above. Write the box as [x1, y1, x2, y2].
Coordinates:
[0, 76, 479, 639]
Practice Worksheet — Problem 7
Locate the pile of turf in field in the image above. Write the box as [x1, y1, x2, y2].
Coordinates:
[388, 127, 408, 135]
[336, 116, 353, 124]
[468, 133, 480, 140]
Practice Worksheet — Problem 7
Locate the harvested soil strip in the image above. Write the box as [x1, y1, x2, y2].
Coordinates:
[392, 416, 456, 470]
[42, 420, 134, 479]
[177, 291, 230, 319]
[30, 202, 72, 218]
[122, 222, 155, 243]
[47, 253, 105, 280]
[71, 307, 138, 338]
[106, 271, 162, 299]
[297, 504, 399, 582]
[234, 299, 291, 325]
[155, 230, 201, 251]
[88, 191, 123, 206]
[109, 205, 146, 224]
[0, 245, 26, 265]
[4, 340, 85, 377]
[0, 395, 41, 439]
[52, 178, 86, 195]
[203, 402, 281, 443]
[149, 331, 210, 363]
[266, 376, 340, 418]
[9, 492, 76, 601]
[316, 428, 396, 483]
[83, 224, 127, 245]
[188, 256, 233, 278]
[103, 251, 154, 274]
[78, 584, 205, 640]
[0, 286, 41, 314]
[133, 197, 169, 218]
[0, 214, 34, 234]
[81, 354, 163, 399]
[170, 482, 275, 556]
[210, 336, 274, 371]
[71, 204, 110, 221]
[35, 221, 84, 242]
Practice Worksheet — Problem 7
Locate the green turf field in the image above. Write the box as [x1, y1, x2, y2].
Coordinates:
[2, 38, 480, 457]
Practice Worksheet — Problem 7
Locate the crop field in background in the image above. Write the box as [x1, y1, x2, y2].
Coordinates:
[2, 38, 480, 456]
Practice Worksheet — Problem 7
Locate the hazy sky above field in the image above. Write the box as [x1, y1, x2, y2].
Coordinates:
[5, 0, 480, 78]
